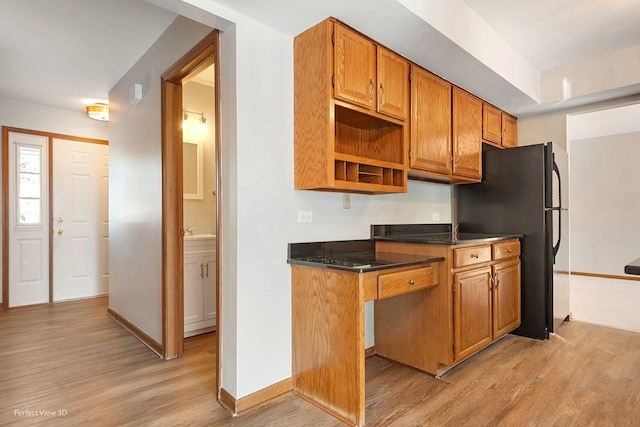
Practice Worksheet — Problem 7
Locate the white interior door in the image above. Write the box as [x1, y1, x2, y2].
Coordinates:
[8, 132, 50, 307]
[52, 139, 109, 301]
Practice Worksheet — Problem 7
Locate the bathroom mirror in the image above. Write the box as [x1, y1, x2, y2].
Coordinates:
[183, 140, 203, 199]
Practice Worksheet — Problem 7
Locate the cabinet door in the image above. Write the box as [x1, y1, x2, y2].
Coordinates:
[184, 253, 204, 324]
[482, 103, 502, 145]
[377, 47, 409, 120]
[410, 66, 452, 174]
[452, 88, 482, 179]
[334, 23, 376, 110]
[454, 266, 493, 362]
[502, 114, 518, 148]
[203, 255, 217, 322]
[492, 259, 521, 339]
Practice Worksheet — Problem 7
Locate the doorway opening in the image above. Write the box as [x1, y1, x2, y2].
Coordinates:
[160, 29, 220, 393]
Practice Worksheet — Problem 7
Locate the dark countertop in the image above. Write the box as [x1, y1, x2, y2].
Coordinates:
[371, 224, 522, 246]
[625, 257, 640, 275]
[288, 224, 522, 272]
[287, 239, 443, 273]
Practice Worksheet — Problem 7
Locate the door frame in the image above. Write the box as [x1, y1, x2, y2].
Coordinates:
[160, 29, 220, 386]
[1, 126, 108, 309]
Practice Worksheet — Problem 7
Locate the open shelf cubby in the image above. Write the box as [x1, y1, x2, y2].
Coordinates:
[334, 105, 404, 165]
[334, 159, 404, 187]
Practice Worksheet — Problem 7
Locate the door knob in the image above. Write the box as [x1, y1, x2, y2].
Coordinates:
[57, 229, 64, 235]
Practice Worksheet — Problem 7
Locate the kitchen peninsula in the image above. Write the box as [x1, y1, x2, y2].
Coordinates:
[288, 225, 521, 426]
[625, 257, 640, 275]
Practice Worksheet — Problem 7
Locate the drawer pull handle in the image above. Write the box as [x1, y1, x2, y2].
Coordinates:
[409, 279, 415, 285]
[507, 248, 513, 253]
[471, 253, 479, 258]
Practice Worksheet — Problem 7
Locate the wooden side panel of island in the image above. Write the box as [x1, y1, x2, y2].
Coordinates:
[291, 265, 365, 426]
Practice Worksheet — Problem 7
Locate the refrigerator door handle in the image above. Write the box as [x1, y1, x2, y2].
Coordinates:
[551, 160, 562, 261]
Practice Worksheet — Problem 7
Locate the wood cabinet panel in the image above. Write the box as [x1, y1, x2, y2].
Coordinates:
[493, 240, 521, 260]
[502, 114, 518, 147]
[452, 87, 482, 179]
[482, 102, 518, 148]
[482, 103, 502, 145]
[454, 266, 493, 361]
[292, 266, 365, 426]
[453, 244, 491, 268]
[377, 47, 409, 120]
[493, 259, 521, 339]
[377, 266, 435, 299]
[334, 23, 376, 110]
[409, 66, 452, 174]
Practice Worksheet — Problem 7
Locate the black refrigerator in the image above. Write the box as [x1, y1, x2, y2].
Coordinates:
[456, 142, 570, 340]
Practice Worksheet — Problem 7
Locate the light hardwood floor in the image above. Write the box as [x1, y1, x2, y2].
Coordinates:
[1, 297, 639, 426]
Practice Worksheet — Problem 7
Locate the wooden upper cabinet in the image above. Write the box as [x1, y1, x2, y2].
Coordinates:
[502, 114, 518, 147]
[483, 102, 518, 148]
[410, 66, 451, 174]
[334, 23, 376, 110]
[482, 103, 502, 145]
[377, 47, 409, 120]
[294, 18, 407, 194]
[452, 87, 482, 180]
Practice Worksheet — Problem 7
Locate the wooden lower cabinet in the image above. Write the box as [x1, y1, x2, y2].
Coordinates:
[492, 258, 521, 339]
[376, 239, 521, 374]
[454, 266, 493, 362]
[453, 258, 521, 363]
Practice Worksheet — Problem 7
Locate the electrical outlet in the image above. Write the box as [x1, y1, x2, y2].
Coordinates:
[343, 194, 351, 209]
[432, 213, 440, 222]
[297, 210, 313, 223]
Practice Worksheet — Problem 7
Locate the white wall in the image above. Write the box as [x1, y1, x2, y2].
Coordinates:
[570, 132, 640, 275]
[517, 93, 640, 150]
[0, 97, 108, 305]
[108, 16, 213, 343]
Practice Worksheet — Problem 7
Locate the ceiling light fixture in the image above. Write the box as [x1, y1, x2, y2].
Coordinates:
[86, 103, 109, 121]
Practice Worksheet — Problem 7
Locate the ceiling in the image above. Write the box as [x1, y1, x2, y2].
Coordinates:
[0, 0, 176, 112]
[462, 0, 640, 72]
[1, 0, 639, 117]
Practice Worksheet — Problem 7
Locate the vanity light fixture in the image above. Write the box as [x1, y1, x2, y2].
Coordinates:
[182, 109, 207, 131]
[86, 103, 109, 121]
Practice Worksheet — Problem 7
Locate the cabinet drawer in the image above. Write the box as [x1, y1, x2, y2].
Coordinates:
[377, 266, 436, 300]
[493, 240, 520, 260]
[453, 245, 491, 268]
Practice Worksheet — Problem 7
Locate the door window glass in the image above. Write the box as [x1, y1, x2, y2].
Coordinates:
[17, 145, 42, 225]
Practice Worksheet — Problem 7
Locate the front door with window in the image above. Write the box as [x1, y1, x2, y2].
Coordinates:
[7, 131, 49, 307]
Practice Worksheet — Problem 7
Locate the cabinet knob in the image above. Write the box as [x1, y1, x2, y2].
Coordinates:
[507, 248, 513, 253]
[409, 279, 415, 285]
[471, 253, 479, 259]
